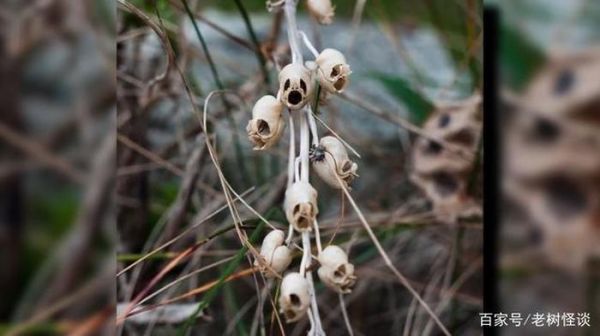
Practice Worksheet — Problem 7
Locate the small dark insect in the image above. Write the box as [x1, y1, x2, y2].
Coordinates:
[309, 144, 326, 162]
[553, 68, 575, 95]
[438, 113, 451, 128]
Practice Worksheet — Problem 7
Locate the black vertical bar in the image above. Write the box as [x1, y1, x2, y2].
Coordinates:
[483, 6, 499, 336]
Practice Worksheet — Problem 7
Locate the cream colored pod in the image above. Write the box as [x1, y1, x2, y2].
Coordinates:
[316, 48, 351, 94]
[254, 230, 293, 277]
[246, 95, 286, 150]
[312, 136, 358, 189]
[306, 0, 335, 25]
[278, 272, 311, 323]
[317, 245, 356, 294]
[284, 181, 318, 232]
[278, 63, 313, 110]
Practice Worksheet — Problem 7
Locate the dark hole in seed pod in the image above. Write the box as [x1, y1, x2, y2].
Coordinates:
[543, 176, 588, 220]
[293, 204, 300, 214]
[334, 78, 345, 91]
[342, 161, 352, 171]
[297, 216, 310, 229]
[334, 264, 346, 278]
[257, 119, 270, 135]
[331, 65, 340, 77]
[448, 129, 474, 146]
[424, 140, 442, 155]
[432, 172, 459, 197]
[284, 79, 290, 91]
[288, 90, 302, 105]
[300, 79, 307, 93]
[554, 68, 575, 95]
[438, 114, 451, 128]
[532, 117, 561, 142]
[290, 294, 301, 306]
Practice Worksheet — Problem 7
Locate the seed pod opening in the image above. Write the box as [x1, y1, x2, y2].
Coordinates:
[278, 272, 310, 322]
[278, 63, 313, 110]
[306, 0, 335, 25]
[255, 230, 293, 277]
[284, 181, 318, 232]
[312, 136, 358, 189]
[246, 95, 286, 150]
[316, 48, 351, 94]
[317, 245, 356, 293]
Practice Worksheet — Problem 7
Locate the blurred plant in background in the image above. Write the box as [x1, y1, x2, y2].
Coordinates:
[490, 0, 600, 334]
[0, 0, 115, 335]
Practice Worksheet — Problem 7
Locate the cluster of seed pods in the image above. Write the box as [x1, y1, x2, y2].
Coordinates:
[246, 0, 357, 332]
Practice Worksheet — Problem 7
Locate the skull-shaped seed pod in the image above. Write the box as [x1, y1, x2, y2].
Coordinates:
[278, 272, 310, 323]
[278, 63, 313, 110]
[246, 95, 286, 150]
[315, 48, 351, 94]
[501, 49, 600, 271]
[410, 94, 482, 223]
[306, 0, 335, 25]
[503, 174, 600, 271]
[317, 245, 356, 294]
[312, 136, 358, 189]
[254, 230, 293, 277]
[503, 49, 600, 181]
[284, 181, 318, 232]
[522, 47, 600, 121]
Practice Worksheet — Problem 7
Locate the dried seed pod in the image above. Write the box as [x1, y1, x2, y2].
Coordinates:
[410, 94, 482, 223]
[278, 63, 313, 110]
[523, 48, 600, 121]
[501, 49, 600, 271]
[306, 0, 335, 25]
[284, 181, 318, 232]
[317, 245, 356, 294]
[312, 136, 358, 189]
[315, 48, 351, 94]
[255, 230, 293, 277]
[246, 95, 286, 150]
[278, 272, 310, 322]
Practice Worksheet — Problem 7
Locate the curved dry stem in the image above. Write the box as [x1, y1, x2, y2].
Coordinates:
[331, 162, 451, 336]
[338, 293, 354, 336]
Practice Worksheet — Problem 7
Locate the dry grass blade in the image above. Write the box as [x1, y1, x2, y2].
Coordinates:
[117, 243, 204, 324]
[116, 188, 254, 277]
[117, 0, 174, 87]
[0, 121, 84, 183]
[117, 133, 184, 177]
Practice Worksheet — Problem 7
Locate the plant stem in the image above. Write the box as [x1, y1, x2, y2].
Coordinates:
[180, 0, 250, 185]
[176, 221, 265, 336]
[232, 0, 271, 86]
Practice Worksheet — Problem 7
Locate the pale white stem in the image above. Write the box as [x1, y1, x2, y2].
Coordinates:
[287, 113, 295, 189]
[284, 0, 302, 64]
[306, 270, 325, 335]
[285, 225, 294, 246]
[300, 110, 310, 182]
[286, 113, 296, 245]
[300, 232, 311, 277]
[294, 156, 301, 182]
[338, 293, 354, 336]
[313, 219, 322, 253]
[299, 30, 320, 58]
[307, 106, 319, 147]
